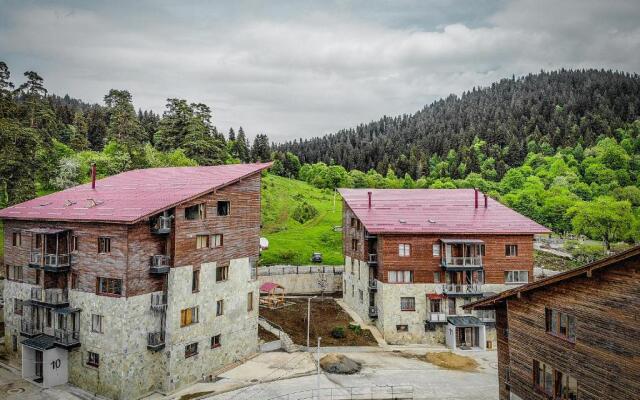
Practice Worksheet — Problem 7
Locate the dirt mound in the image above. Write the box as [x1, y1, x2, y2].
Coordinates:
[320, 353, 362, 374]
[423, 352, 478, 371]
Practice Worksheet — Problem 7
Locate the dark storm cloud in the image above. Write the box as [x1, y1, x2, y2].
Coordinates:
[0, 0, 638, 142]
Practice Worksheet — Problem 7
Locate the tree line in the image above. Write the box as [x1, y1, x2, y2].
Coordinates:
[276, 69, 640, 181]
[0, 61, 272, 206]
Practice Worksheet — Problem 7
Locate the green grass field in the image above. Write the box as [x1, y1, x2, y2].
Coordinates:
[260, 174, 343, 265]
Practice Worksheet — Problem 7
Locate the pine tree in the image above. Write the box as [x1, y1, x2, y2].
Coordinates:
[0, 61, 15, 118]
[251, 133, 271, 162]
[70, 111, 90, 151]
[234, 126, 251, 162]
[104, 89, 147, 167]
[228, 127, 236, 141]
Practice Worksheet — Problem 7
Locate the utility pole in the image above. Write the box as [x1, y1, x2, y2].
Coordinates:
[306, 296, 317, 348]
[316, 336, 322, 396]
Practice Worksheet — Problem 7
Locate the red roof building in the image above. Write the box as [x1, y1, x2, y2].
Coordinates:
[340, 188, 551, 349]
[0, 163, 271, 223]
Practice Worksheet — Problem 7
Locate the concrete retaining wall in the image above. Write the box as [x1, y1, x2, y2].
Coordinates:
[257, 265, 343, 295]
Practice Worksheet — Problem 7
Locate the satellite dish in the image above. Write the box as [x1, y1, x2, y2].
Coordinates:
[434, 285, 443, 295]
[260, 237, 269, 250]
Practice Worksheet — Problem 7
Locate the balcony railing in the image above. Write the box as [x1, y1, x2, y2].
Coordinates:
[368, 253, 378, 264]
[427, 312, 447, 323]
[368, 306, 378, 318]
[54, 329, 80, 347]
[149, 255, 171, 274]
[368, 280, 377, 291]
[29, 251, 71, 270]
[442, 283, 483, 296]
[20, 319, 42, 336]
[441, 256, 483, 269]
[30, 288, 69, 306]
[475, 309, 496, 322]
[150, 216, 172, 234]
[147, 331, 165, 351]
[150, 292, 168, 311]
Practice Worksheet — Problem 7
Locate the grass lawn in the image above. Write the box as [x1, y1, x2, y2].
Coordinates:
[260, 174, 343, 266]
[259, 298, 377, 346]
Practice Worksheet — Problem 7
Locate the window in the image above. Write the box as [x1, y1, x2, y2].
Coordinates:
[400, 297, 415, 311]
[185, 342, 198, 358]
[448, 298, 456, 315]
[180, 307, 199, 327]
[430, 299, 442, 313]
[7, 265, 23, 281]
[388, 270, 413, 283]
[185, 203, 206, 220]
[247, 292, 254, 312]
[216, 299, 224, 316]
[358, 289, 363, 303]
[217, 201, 230, 216]
[398, 244, 411, 257]
[91, 314, 103, 333]
[71, 273, 78, 289]
[14, 299, 23, 315]
[505, 244, 518, 256]
[504, 270, 528, 284]
[196, 235, 209, 249]
[87, 352, 100, 367]
[97, 277, 122, 296]
[350, 217, 356, 228]
[12, 335, 17, 352]
[192, 269, 200, 292]
[533, 360, 577, 400]
[12, 231, 21, 246]
[433, 272, 441, 283]
[351, 239, 358, 251]
[210, 234, 223, 248]
[35, 270, 41, 285]
[432, 244, 440, 256]
[216, 265, 229, 282]
[356, 220, 361, 230]
[396, 324, 408, 332]
[211, 334, 221, 348]
[545, 308, 577, 342]
[71, 235, 78, 252]
[98, 237, 111, 253]
[46, 309, 52, 328]
[480, 244, 486, 256]
[351, 285, 354, 296]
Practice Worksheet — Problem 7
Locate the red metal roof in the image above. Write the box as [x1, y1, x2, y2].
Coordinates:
[0, 163, 271, 224]
[338, 188, 550, 235]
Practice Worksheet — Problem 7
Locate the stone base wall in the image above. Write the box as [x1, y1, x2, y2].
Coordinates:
[342, 257, 373, 324]
[257, 266, 342, 295]
[163, 257, 258, 394]
[3, 280, 34, 367]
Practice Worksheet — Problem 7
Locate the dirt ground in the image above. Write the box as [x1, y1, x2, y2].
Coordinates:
[259, 298, 377, 346]
[258, 325, 279, 342]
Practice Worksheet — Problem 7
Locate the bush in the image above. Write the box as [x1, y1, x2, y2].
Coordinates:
[348, 323, 362, 335]
[292, 201, 319, 224]
[331, 326, 346, 339]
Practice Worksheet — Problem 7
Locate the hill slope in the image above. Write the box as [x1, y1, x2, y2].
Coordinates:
[260, 174, 342, 265]
[278, 69, 640, 177]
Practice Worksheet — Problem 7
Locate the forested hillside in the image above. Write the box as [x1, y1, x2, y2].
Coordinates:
[277, 70, 640, 179]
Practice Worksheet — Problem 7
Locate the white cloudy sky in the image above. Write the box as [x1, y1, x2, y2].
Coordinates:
[1, 0, 639, 142]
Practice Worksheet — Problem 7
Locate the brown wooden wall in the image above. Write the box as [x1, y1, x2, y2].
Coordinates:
[173, 173, 261, 267]
[501, 260, 640, 400]
[342, 202, 366, 262]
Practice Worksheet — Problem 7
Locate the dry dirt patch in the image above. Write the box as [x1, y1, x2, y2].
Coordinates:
[423, 352, 479, 371]
[259, 298, 377, 346]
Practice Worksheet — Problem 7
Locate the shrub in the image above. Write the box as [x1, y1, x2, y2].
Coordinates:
[348, 323, 362, 335]
[331, 326, 346, 339]
[292, 201, 319, 224]
[278, 249, 297, 263]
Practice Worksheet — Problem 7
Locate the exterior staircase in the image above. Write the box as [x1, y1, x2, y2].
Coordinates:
[258, 317, 298, 353]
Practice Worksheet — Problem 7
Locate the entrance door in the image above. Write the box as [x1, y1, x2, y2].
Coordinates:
[35, 350, 43, 382]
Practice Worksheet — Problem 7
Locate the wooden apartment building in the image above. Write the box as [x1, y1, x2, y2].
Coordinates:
[339, 188, 550, 347]
[466, 245, 640, 400]
[1, 162, 270, 399]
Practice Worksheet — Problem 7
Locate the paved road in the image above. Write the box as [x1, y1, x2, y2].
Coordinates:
[207, 350, 498, 400]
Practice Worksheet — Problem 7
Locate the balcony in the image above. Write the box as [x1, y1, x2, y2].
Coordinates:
[442, 283, 483, 297]
[150, 215, 172, 235]
[441, 256, 483, 270]
[30, 288, 69, 307]
[427, 312, 447, 323]
[147, 331, 165, 351]
[150, 292, 167, 312]
[150, 255, 171, 274]
[368, 306, 378, 319]
[368, 279, 377, 291]
[20, 319, 42, 337]
[28, 251, 71, 271]
[475, 309, 496, 323]
[367, 253, 378, 266]
[364, 231, 377, 239]
[54, 329, 80, 348]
